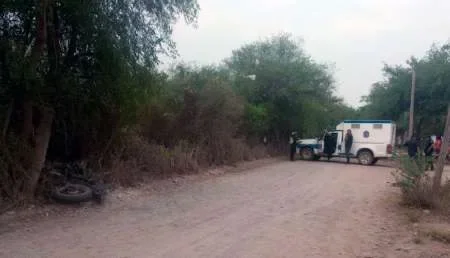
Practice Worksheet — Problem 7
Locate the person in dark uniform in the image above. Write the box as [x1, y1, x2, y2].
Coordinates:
[290, 132, 298, 161]
[344, 129, 353, 163]
[323, 132, 334, 161]
[405, 135, 418, 159]
[424, 136, 434, 171]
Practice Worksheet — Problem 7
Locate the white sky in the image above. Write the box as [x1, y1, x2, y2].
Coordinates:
[161, 0, 450, 107]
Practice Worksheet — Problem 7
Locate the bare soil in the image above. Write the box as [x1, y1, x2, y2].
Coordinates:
[1, 159, 449, 258]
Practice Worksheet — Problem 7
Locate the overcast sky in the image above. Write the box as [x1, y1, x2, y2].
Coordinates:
[161, 0, 450, 107]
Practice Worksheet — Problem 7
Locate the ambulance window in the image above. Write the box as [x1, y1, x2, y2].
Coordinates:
[351, 124, 360, 129]
[373, 124, 383, 129]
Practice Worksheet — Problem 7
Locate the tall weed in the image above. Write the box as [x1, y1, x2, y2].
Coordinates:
[392, 154, 435, 208]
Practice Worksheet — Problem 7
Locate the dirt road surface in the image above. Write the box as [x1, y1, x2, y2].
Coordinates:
[1, 160, 449, 258]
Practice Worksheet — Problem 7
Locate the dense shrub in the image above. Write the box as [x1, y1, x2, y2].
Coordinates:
[393, 154, 436, 208]
[1, 0, 351, 206]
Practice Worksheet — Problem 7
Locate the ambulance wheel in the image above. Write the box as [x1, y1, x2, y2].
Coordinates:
[300, 147, 314, 160]
[358, 150, 374, 166]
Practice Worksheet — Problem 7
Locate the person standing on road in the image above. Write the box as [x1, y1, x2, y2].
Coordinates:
[289, 132, 298, 161]
[344, 129, 353, 164]
[323, 131, 334, 161]
[424, 136, 434, 171]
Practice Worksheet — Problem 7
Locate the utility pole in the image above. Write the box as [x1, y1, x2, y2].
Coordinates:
[408, 69, 416, 139]
[433, 105, 450, 195]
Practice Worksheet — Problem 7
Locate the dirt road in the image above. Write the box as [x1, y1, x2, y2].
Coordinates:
[0, 160, 447, 257]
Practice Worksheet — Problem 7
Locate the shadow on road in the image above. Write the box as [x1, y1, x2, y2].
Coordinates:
[290, 157, 396, 168]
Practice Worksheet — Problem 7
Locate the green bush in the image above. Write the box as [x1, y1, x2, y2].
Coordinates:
[392, 154, 435, 208]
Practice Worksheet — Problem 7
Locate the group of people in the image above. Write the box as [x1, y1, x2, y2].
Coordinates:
[405, 135, 443, 171]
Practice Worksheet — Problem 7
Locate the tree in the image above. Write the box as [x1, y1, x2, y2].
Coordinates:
[361, 43, 450, 138]
[226, 33, 353, 140]
[0, 0, 199, 198]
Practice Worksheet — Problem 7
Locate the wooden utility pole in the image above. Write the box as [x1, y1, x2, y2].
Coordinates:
[408, 69, 416, 139]
[433, 105, 450, 195]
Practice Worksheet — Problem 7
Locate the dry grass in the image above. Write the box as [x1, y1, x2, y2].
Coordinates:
[427, 229, 450, 244]
[423, 224, 450, 244]
[106, 134, 271, 187]
[107, 136, 199, 185]
[401, 181, 450, 246]
[400, 176, 437, 209]
[394, 158, 450, 247]
[438, 180, 450, 214]
[122, 82, 273, 186]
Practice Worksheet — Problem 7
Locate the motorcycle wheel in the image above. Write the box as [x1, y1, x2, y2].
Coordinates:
[52, 183, 93, 203]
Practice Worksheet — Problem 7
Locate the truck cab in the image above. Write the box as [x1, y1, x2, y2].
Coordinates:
[296, 120, 396, 165]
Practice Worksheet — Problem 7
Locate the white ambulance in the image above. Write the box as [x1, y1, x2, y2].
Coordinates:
[296, 120, 396, 165]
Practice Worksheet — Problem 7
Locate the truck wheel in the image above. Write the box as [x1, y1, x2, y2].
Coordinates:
[358, 150, 374, 166]
[300, 147, 314, 160]
[371, 158, 379, 165]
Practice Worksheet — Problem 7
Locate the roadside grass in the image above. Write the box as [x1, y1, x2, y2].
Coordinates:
[393, 151, 450, 245]
[425, 226, 450, 244]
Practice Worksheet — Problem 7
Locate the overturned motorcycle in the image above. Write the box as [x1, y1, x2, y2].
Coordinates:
[48, 163, 107, 204]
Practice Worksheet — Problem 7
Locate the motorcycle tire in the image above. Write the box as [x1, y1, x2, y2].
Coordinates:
[52, 183, 93, 203]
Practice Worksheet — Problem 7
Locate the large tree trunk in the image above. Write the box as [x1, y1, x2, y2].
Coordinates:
[2, 100, 14, 139]
[28, 107, 54, 197]
[432, 105, 450, 195]
[22, 100, 34, 145]
[24, 0, 52, 198]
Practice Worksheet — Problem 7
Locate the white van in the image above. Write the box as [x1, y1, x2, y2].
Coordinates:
[296, 120, 396, 165]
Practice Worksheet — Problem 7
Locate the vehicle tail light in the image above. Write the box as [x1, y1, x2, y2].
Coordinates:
[387, 144, 393, 154]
